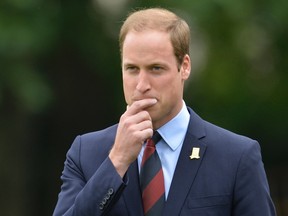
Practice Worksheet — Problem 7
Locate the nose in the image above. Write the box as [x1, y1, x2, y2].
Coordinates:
[136, 71, 151, 93]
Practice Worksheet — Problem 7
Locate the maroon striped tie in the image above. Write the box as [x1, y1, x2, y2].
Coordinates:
[140, 131, 165, 216]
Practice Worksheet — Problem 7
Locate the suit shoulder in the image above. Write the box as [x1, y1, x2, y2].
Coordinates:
[187, 107, 258, 151]
[203, 120, 259, 151]
[80, 124, 118, 143]
[70, 124, 118, 154]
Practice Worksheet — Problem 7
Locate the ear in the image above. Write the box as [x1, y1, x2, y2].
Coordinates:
[181, 54, 191, 80]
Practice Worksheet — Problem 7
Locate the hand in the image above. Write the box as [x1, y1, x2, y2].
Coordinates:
[109, 98, 157, 177]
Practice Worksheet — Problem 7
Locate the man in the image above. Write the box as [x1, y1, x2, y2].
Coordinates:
[53, 8, 276, 216]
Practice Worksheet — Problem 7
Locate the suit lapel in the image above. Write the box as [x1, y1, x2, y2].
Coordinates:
[123, 160, 144, 216]
[162, 107, 207, 215]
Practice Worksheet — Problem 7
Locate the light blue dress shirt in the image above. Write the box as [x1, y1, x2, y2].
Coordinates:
[138, 101, 190, 199]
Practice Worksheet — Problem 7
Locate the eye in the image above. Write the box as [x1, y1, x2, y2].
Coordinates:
[150, 65, 165, 74]
[152, 66, 162, 71]
[125, 65, 138, 73]
[127, 66, 134, 70]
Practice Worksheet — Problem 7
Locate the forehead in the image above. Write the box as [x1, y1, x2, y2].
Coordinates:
[124, 29, 170, 43]
[123, 30, 173, 57]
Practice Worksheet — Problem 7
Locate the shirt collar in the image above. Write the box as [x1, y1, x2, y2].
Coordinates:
[157, 101, 190, 151]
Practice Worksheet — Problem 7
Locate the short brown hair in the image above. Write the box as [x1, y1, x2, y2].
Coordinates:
[119, 8, 190, 66]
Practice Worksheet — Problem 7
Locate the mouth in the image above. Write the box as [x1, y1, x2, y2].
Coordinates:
[133, 97, 157, 102]
[129, 98, 158, 110]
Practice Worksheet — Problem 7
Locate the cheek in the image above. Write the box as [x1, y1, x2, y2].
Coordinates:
[161, 76, 183, 98]
[161, 74, 181, 89]
[123, 77, 135, 91]
[123, 77, 135, 101]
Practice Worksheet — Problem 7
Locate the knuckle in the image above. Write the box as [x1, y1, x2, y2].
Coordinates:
[139, 110, 150, 118]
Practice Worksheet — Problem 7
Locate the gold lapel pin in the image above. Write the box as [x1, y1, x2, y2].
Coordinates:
[190, 147, 200, 160]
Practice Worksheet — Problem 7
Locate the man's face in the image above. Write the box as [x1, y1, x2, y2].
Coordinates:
[122, 30, 190, 129]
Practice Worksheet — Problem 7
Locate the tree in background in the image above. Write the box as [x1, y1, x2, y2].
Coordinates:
[0, 0, 287, 215]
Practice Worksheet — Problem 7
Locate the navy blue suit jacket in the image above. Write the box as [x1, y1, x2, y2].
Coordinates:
[53, 107, 276, 216]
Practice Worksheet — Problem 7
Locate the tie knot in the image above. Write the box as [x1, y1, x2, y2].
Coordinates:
[147, 131, 161, 147]
[152, 131, 161, 143]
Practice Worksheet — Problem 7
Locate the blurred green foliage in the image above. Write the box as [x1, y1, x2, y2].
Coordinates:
[0, 0, 287, 215]
[0, 0, 59, 112]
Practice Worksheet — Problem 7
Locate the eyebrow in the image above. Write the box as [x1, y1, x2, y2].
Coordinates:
[123, 63, 137, 68]
[147, 62, 169, 69]
[123, 61, 169, 69]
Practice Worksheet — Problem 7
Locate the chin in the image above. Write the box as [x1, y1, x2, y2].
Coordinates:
[148, 109, 158, 119]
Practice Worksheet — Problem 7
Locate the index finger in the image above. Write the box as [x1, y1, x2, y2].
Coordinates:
[126, 98, 157, 115]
